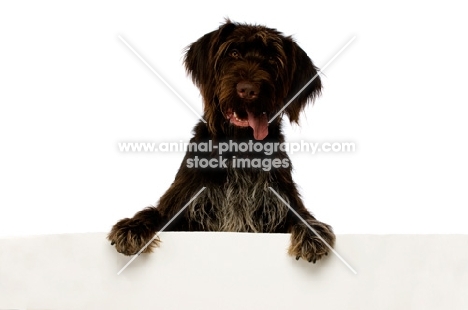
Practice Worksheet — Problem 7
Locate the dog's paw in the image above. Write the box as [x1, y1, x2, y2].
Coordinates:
[107, 217, 160, 256]
[288, 221, 335, 263]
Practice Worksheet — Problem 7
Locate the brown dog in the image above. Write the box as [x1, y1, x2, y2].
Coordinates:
[108, 20, 335, 263]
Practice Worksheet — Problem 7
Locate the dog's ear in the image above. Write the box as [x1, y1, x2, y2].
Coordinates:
[184, 21, 236, 91]
[283, 38, 322, 123]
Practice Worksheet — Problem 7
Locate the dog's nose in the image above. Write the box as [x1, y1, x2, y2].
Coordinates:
[236, 82, 260, 99]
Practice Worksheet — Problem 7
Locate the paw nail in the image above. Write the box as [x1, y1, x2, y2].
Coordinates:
[296, 256, 300, 260]
[111, 241, 115, 245]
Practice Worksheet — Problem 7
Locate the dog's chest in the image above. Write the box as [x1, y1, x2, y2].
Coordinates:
[188, 168, 289, 232]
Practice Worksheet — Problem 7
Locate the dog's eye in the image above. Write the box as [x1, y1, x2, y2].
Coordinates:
[229, 49, 240, 59]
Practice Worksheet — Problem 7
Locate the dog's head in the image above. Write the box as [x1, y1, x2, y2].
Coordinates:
[185, 20, 321, 140]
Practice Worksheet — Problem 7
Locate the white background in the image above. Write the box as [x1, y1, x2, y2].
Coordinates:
[0, 0, 467, 236]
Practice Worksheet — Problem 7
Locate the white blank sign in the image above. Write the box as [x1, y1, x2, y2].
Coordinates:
[1, 233, 467, 309]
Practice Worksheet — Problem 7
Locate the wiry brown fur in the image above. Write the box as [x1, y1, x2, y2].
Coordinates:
[108, 20, 335, 263]
[187, 167, 289, 232]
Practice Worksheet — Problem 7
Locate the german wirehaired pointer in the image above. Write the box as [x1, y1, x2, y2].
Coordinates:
[108, 20, 335, 263]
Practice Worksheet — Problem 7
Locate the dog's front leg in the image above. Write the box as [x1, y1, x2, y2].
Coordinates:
[287, 213, 335, 263]
[275, 170, 336, 263]
[107, 207, 163, 256]
[108, 147, 206, 256]
[107, 182, 203, 255]
[285, 196, 336, 263]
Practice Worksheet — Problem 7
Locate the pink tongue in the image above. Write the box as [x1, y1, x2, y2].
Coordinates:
[247, 111, 269, 140]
